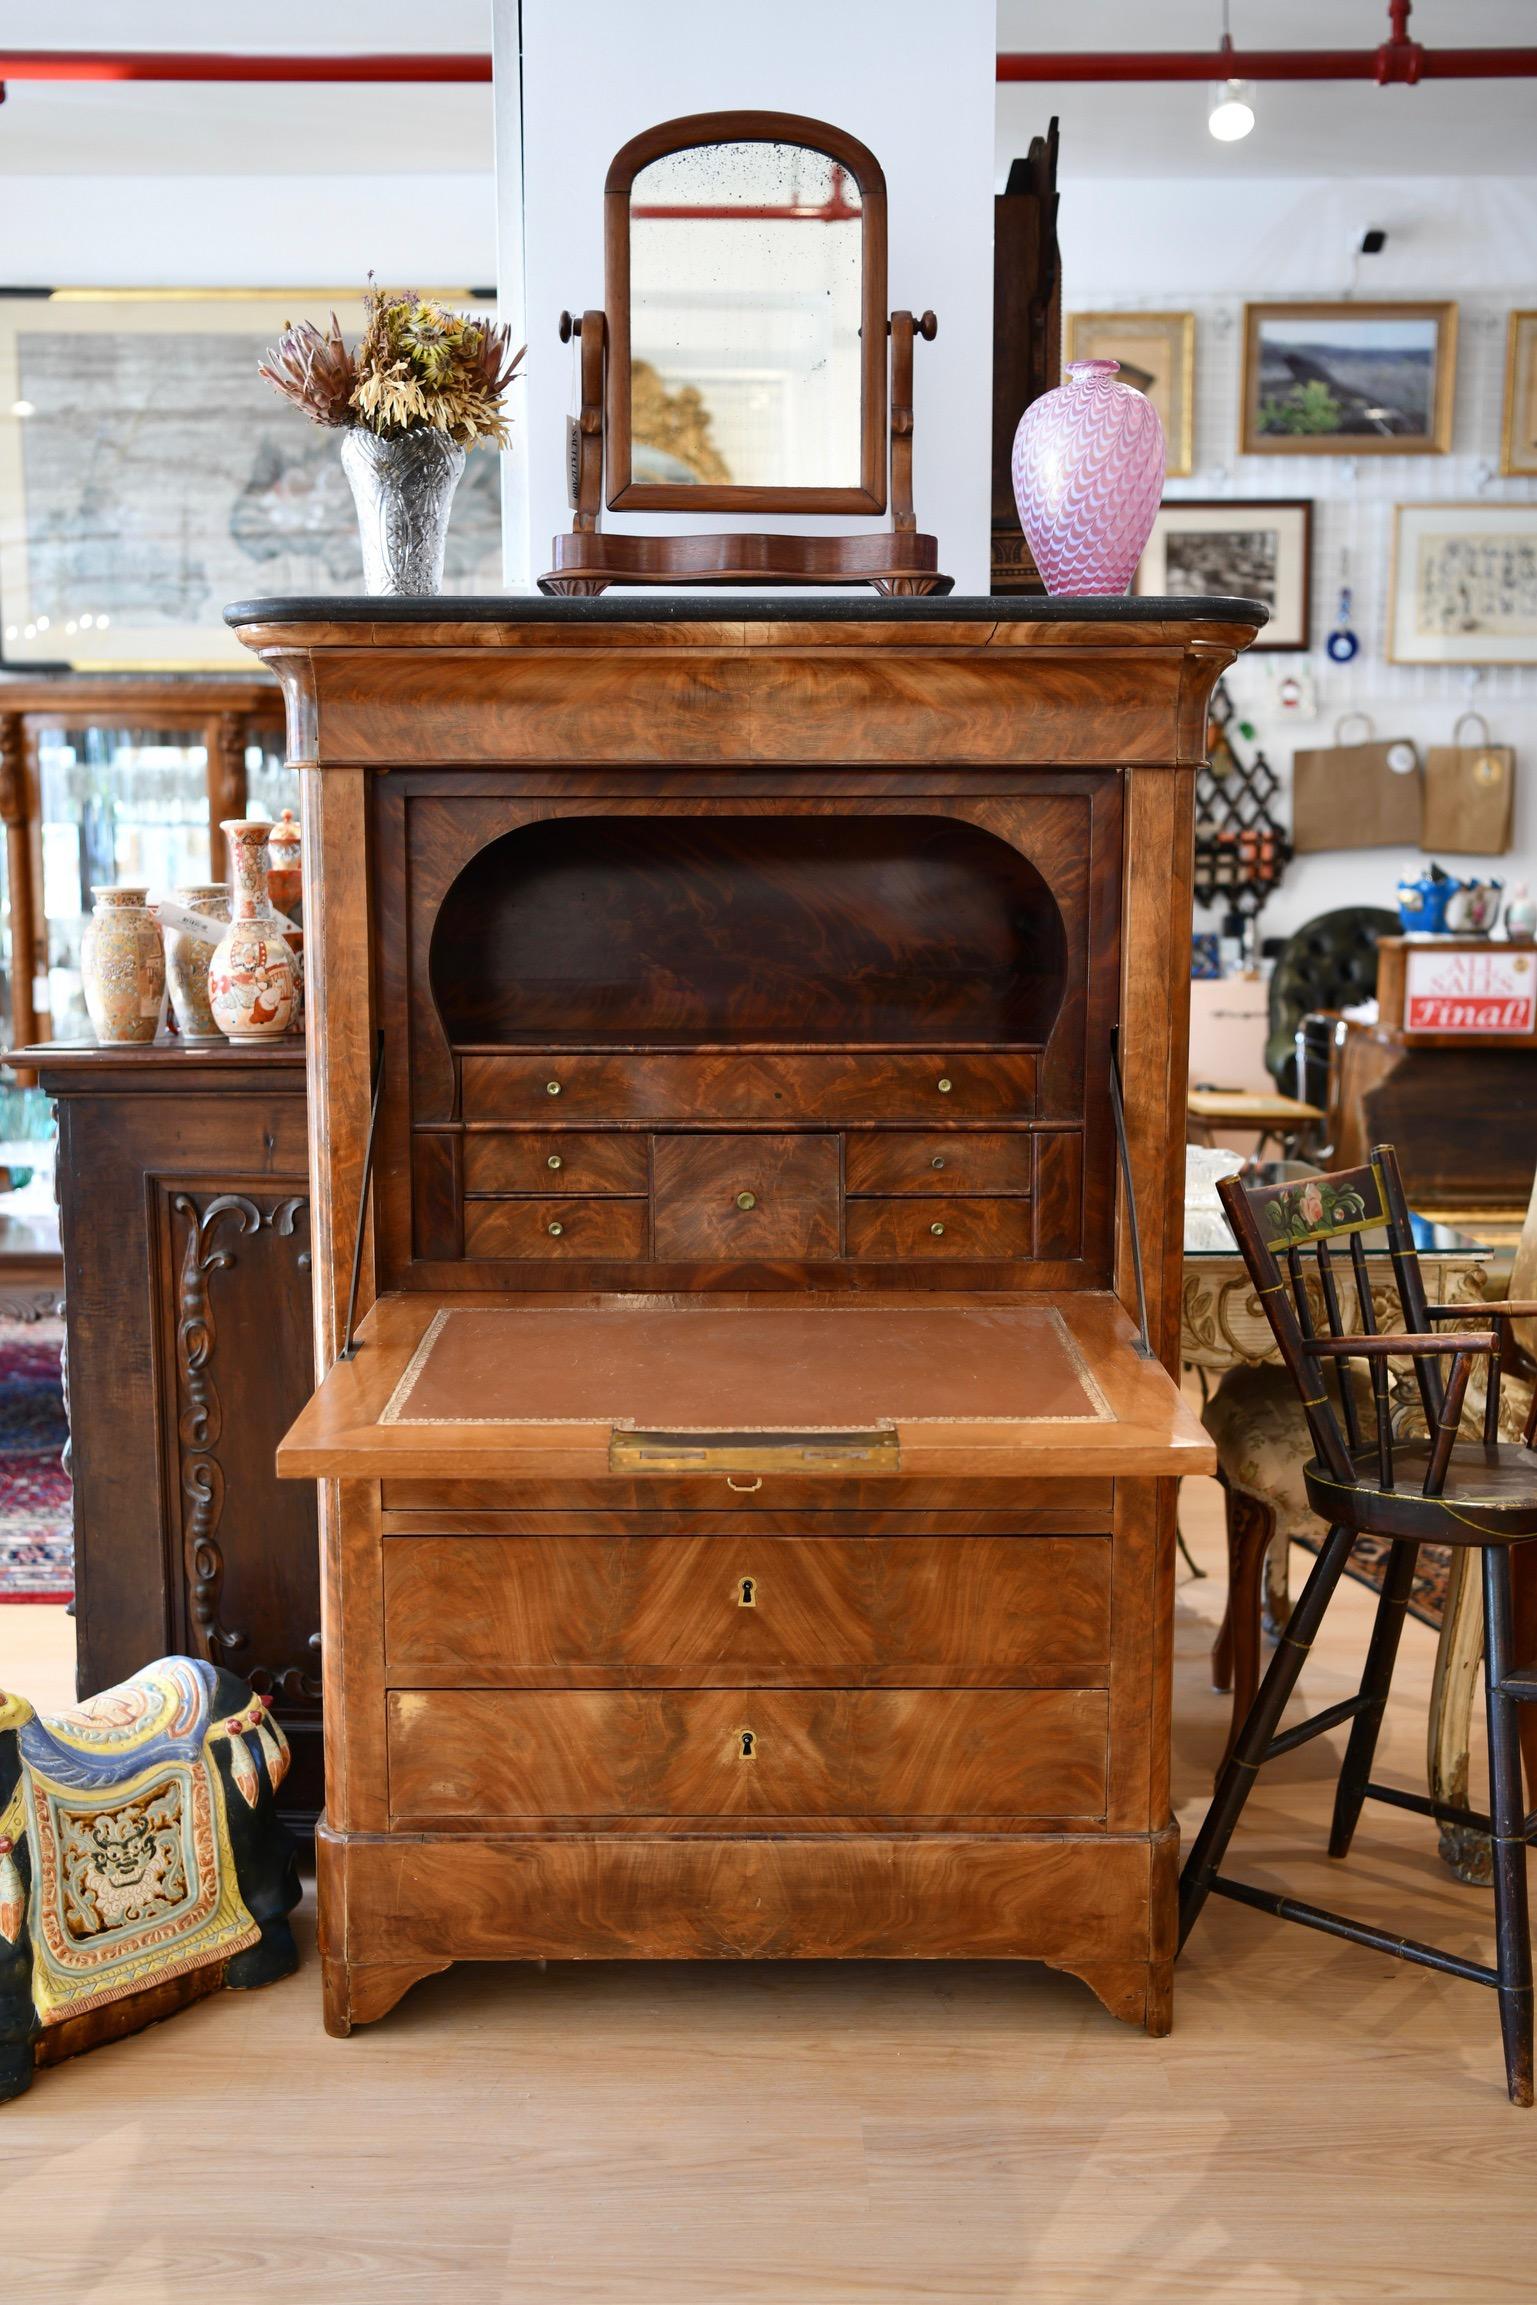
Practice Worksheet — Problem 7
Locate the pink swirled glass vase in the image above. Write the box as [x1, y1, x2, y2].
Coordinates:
[1010, 359, 1166, 596]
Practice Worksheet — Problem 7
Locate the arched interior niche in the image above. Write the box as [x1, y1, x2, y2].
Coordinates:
[429, 813, 1068, 1048]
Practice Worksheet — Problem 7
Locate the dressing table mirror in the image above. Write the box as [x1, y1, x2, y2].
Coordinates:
[542, 109, 949, 594]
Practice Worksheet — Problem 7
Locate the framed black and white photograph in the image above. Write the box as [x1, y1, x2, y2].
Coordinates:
[1389, 501, 1537, 667]
[1135, 498, 1312, 650]
[1240, 301, 1457, 455]
[0, 288, 503, 671]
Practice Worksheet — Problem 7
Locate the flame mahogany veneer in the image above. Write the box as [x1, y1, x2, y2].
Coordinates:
[228, 594, 1263, 2041]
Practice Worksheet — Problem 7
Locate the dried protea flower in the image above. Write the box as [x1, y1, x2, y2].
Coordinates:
[350, 286, 525, 447]
[258, 315, 357, 429]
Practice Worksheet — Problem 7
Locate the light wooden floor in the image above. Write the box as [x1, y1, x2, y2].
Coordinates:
[2, 1477, 1531, 2305]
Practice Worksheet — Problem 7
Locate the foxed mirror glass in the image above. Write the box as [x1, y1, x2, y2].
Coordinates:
[605, 112, 888, 512]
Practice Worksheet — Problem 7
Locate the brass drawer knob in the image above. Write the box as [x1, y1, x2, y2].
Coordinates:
[930, 1221, 945, 1237]
[548, 1221, 564, 1237]
[931, 1155, 946, 1170]
[937, 1076, 953, 1093]
[546, 1080, 562, 1096]
[736, 1191, 757, 1211]
[547, 1153, 563, 1170]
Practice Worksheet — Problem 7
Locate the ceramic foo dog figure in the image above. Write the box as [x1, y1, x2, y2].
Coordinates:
[0, 1656, 301, 2100]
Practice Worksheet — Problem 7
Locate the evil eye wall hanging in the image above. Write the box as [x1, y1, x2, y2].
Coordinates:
[1326, 583, 1359, 663]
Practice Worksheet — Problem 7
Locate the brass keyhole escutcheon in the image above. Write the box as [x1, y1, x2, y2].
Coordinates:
[738, 1576, 757, 1608]
[546, 1080, 562, 1096]
[736, 1191, 757, 1210]
[548, 1221, 564, 1237]
[937, 1076, 953, 1093]
[930, 1222, 945, 1237]
[931, 1155, 946, 1170]
[739, 1730, 756, 1759]
[547, 1153, 563, 1170]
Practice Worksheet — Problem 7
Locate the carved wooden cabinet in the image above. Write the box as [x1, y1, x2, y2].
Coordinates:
[230, 594, 1261, 2039]
[9, 1043, 321, 1831]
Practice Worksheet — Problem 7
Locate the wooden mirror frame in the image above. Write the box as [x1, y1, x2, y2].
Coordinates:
[603, 109, 889, 515]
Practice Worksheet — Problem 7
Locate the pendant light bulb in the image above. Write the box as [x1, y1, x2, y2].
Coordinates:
[1209, 77, 1256, 141]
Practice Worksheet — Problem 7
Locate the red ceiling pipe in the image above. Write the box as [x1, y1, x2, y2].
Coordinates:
[0, 51, 493, 84]
[996, 47, 1537, 82]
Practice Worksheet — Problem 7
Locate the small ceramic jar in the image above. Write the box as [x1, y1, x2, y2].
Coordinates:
[208, 820, 297, 1043]
[81, 886, 165, 1045]
[265, 808, 305, 1033]
[163, 884, 230, 1042]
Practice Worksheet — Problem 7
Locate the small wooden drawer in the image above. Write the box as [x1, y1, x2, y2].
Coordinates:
[845, 1130, 1032, 1198]
[844, 1196, 1033, 1259]
[459, 1050, 1038, 1123]
[387, 1686, 1108, 1822]
[652, 1132, 839, 1260]
[464, 1131, 647, 1197]
[462, 1196, 647, 1260]
[383, 1534, 1112, 1685]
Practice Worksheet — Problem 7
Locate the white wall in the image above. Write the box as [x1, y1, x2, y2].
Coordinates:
[1061, 175, 1537, 939]
[0, 175, 496, 290]
[497, 0, 996, 593]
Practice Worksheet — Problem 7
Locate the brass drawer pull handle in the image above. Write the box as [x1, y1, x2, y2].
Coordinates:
[547, 1153, 563, 1170]
[931, 1155, 946, 1169]
[930, 1221, 946, 1237]
[726, 1474, 762, 1493]
[937, 1076, 952, 1093]
[736, 1190, 757, 1210]
[546, 1080, 562, 1096]
[547, 1221, 564, 1238]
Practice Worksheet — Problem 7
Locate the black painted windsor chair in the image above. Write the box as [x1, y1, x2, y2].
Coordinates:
[1179, 1142, 1537, 2104]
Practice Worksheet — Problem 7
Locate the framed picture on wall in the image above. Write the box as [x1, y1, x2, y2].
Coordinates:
[1389, 501, 1537, 667]
[1063, 310, 1195, 476]
[0, 287, 503, 671]
[1240, 301, 1457, 455]
[1502, 310, 1537, 476]
[1134, 498, 1312, 650]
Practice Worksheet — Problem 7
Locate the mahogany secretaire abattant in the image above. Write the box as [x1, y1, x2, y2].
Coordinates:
[227, 593, 1263, 2039]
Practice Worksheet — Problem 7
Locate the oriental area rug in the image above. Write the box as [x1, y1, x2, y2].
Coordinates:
[0, 1320, 72, 1603]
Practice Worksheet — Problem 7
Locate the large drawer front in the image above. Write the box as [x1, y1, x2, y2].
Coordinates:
[387, 1686, 1108, 1822]
[460, 1050, 1038, 1123]
[383, 1534, 1112, 1686]
[379, 1476, 1117, 1523]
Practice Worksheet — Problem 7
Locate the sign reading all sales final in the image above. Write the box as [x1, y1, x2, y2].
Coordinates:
[1404, 946, 1536, 1035]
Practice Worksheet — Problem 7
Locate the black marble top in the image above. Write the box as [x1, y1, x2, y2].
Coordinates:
[225, 593, 1268, 630]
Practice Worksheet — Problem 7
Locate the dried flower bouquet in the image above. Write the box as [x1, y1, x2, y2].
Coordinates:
[260, 286, 524, 448]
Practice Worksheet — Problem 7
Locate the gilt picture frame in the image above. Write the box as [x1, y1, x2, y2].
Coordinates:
[0, 287, 502, 671]
[1388, 501, 1537, 668]
[1240, 301, 1457, 457]
[1501, 310, 1537, 477]
[1064, 311, 1196, 477]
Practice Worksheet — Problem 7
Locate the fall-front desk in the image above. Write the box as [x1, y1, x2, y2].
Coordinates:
[228, 593, 1261, 2040]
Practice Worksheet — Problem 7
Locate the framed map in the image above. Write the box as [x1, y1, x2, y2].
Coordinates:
[1389, 501, 1537, 667]
[0, 290, 503, 671]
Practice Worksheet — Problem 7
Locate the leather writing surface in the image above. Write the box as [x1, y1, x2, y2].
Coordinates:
[380, 1301, 1110, 1432]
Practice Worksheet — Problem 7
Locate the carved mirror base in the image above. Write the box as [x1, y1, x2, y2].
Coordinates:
[540, 530, 951, 597]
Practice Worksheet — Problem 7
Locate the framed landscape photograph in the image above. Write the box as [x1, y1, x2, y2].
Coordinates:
[1502, 310, 1537, 476]
[0, 287, 503, 670]
[1241, 301, 1456, 455]
[1064, 310, 1195, 476]
[1134, 498, 1311, 650]
[1389, 502, 1537, 667]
